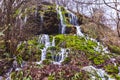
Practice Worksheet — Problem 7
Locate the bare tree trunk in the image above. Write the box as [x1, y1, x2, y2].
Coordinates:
[114, 0, 120, 37]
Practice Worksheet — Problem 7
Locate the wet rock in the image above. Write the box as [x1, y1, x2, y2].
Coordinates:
[65, 25, 76, 34]
[43, 11, 59, 34]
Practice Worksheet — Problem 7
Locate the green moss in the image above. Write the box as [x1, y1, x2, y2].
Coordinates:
[46, 52, 52, 60]
[16, 55, 23, 65]
[28, 39, 38, 45]
[59, 6, 71, 26]
[48, 46, 60, 51]
[42, 59, 51, 65]
[62, 57, 71, 64]
[108, 45, 120, 54]
[55, 34, 98, 54]
[104, 64, 119, 74]
[93, 55, 105, 65]
[37, 44, 45, 49]
[17, 37, 42, 61]
[115, 74, 120, 80]
[11, 70, 32, 80]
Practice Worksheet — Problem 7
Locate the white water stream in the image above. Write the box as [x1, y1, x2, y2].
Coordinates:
[82, 66, 115, 80]
[36, 34, 67, 65]
[56, 5, 66, 34]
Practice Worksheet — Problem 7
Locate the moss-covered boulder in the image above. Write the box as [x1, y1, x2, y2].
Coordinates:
[17, 38, 41, 62]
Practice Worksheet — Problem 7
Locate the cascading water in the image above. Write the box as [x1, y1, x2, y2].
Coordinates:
[36, 34, 51, 64]
[65, 6, 118, 79]
[56, 5, 66, 34]
[67, 10, 84, 37]
[36, 34, 67, 65]
[67, 9, 110, 54]
[82, 66, 115, 80]
[110, 58, 116, 66]
[52, 48, 67, 65]
[52, 37, 55, 46]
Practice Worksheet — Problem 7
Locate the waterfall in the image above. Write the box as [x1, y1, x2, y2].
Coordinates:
[52, 37, 55, 46]
[75, 25, 84, 37]
[67, 10, 84, 36]
[37, 34, 51, 64]
[36, 34, 67, 65]
[37, 34, 68, 65]
[53, 48, 67, 65]
[56, 5, 66, 34]
[40, 34, 50, 62]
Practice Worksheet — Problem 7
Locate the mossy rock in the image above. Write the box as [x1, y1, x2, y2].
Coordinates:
[42, 59, 51, 65]
[65, 25, 76, 34]
[108, 45, 120, 54]
[48, 46, 60, 51]
[62, 57, 71, 64]
[104, 64, 119, 74]
[17, 38, 41, 62]
[55, 34, 98, 53]
[93, 55, 106, 65]
[46, 52, 52, 60]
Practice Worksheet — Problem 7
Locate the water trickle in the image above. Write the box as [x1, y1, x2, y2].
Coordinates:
[53, 48, 67, 65]
[67, 10, 84, 36]
[75, 26, 84, 37]
[37, 34, 51, 64]
[110, 58, 116, 66]
[37, 34, 68, 65]
[82, 66, 115, 80]
[56, 5, 66, 34]
[24, 9, 28, 24]
[52, 37, 55, 46]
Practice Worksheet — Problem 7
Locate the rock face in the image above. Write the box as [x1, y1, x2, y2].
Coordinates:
[23, 3, 60, 36]
[23, 3, 77, 37]
[43, 10, 59, 34]
[65, 26, 76, 34]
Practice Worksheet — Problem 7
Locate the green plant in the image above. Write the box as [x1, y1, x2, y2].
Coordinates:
[104, 64, 119, 74]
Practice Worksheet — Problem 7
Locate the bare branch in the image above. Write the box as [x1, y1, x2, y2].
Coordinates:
[103, 0, 120, 12]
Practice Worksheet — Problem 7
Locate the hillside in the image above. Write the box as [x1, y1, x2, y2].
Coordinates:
[0, 1, 120, 80]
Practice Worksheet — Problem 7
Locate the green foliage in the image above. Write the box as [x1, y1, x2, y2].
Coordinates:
[16, 38, 41, 61]
[108, 45, 120, 54]
[28, 39, 38, 45]
[48, 46, 60, 51]
[42, 59, 51, 65]
[46, 52, 52, 60]
[62, 57, 71, 64]
[11, 70, 32, 80]
[104, 64, 119, 74]
[48, 73, 55, 80]
[55, 34, 98, 54]
[72, 72, 86, 80]
[16, 55, 23, 65]
[92, 55, 106, 65]
[60, 6, 71, 25]
[115, 74, 120, 80]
